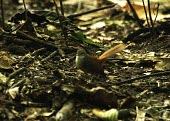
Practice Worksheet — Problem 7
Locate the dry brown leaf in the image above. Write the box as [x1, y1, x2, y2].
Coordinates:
[154, 58, 170, 70]
[0, 52, 14, 69]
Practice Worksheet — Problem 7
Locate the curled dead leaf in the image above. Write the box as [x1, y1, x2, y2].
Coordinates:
[0, 52, 14, 69]
[93, 108, 118, 121]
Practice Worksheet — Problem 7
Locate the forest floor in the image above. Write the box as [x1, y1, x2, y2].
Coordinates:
[0, 0, 170, 121]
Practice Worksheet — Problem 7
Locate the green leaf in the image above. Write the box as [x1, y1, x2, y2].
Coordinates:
[71, 31, 103, 47]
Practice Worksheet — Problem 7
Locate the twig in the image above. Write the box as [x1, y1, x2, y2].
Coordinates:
[59, 0, 64, 16]
[10, 79, 25, 89]
[59, 0, 68, 42]
[23, 0, 27, 20]
[41, 50, 57, 62]
[142, 0, 151, 34]
[21, 101, 50, 107]
[126, 0, 144, 28]
[7, 67, 26, 83]
[67, 4, 117, 19]
[16, 30, 60, 50]
[0, 98, 16, 106]
[31, 48, 46, 56]
[18, 48, 46, 63]
[147, 0, 155, 37]
[53, 0, 68, 43]
[153, 3, 160, 24]
[0, 0, 4, 23]
[112, 71, 170, 86]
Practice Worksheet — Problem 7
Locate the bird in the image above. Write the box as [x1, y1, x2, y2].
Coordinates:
[75, 43, 127, 76]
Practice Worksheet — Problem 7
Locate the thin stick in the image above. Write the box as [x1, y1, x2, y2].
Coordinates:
[7, 67, 26, 83]
[142, 0, 151, 37]
[112, 71, 170, 86]
[23, 0, 27, 20]
[0, 0, 4, 23]
[153, 3, 159, 24]
[53, 0, 68, 43]
[59, 0, 64, 16]
[147, 0, 155, 37]
[68, 4, 116, 19]
[126, 0, 144, 28]
[16, 30, 60, 50]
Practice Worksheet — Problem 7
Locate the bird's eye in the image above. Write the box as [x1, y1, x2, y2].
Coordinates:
[77, 49, 86, 56]
[79, 51, 84, 55]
